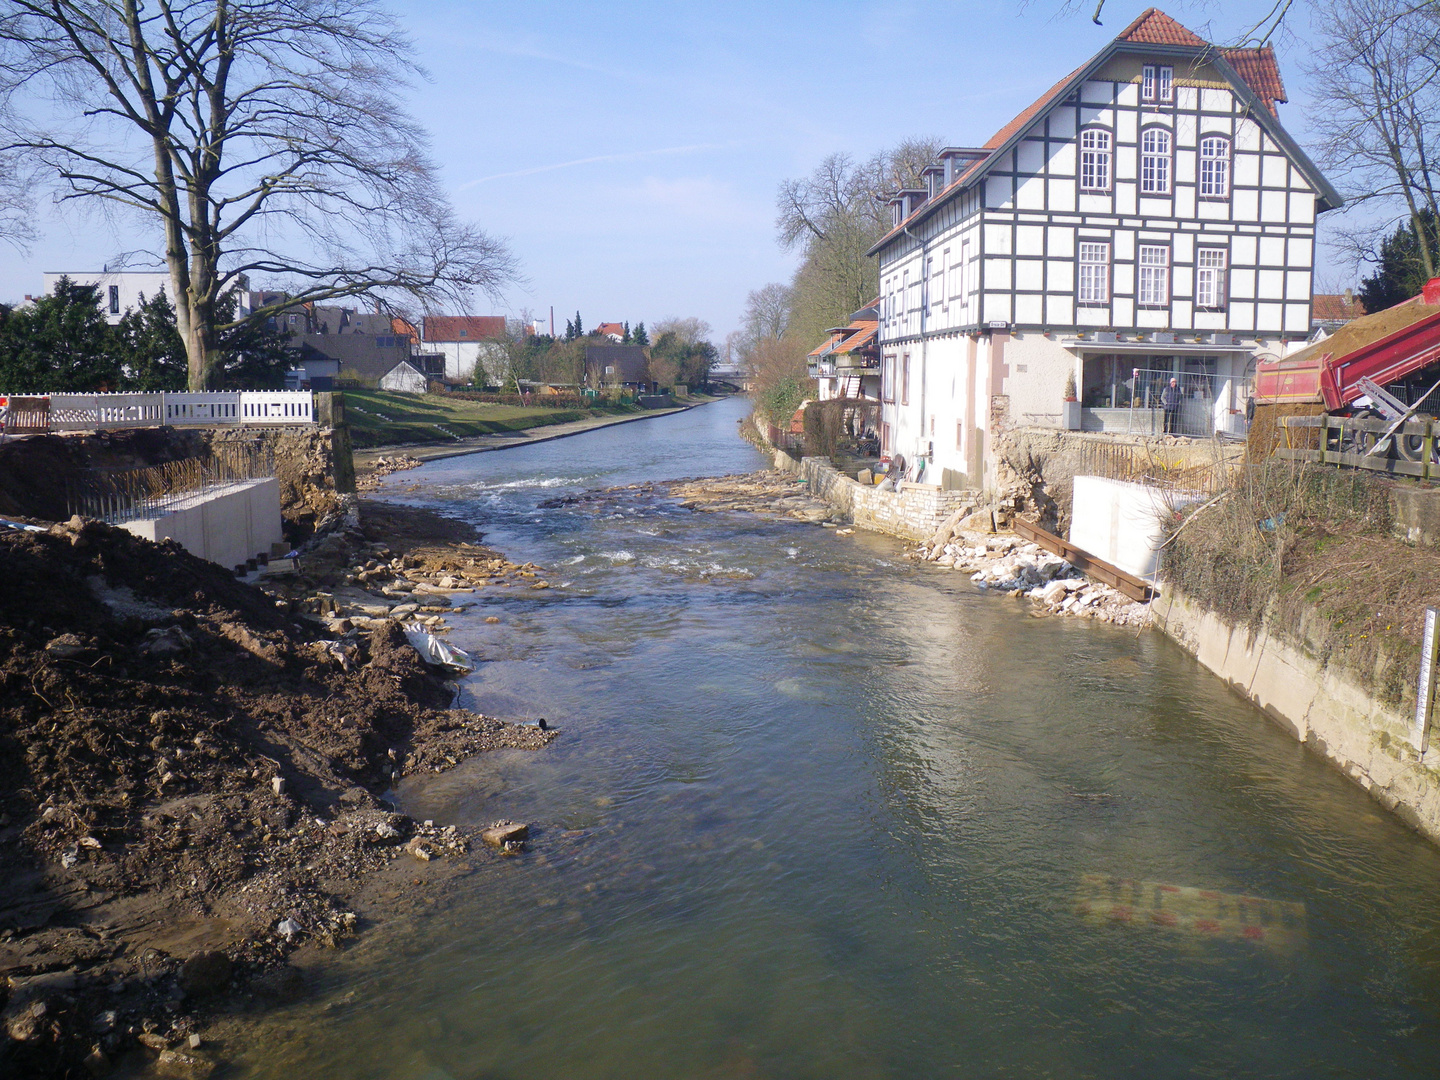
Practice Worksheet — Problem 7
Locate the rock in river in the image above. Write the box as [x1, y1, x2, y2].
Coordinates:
[481, 822, 529, 848]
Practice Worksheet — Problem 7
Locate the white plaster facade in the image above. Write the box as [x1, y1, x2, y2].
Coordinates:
[41, 270, 171, 324]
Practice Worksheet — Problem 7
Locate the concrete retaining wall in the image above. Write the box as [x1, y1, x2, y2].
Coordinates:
[774, 451, 977, 541]
[1153, 589, 1440, 844]
[121, 477, 284, 570]
[1070, 476, 1202, 580]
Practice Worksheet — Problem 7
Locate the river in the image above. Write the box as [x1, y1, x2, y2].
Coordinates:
[233, 397, 1440, 1079]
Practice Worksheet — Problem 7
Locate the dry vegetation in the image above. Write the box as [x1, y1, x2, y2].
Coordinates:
[1162, 460, 1439, 707]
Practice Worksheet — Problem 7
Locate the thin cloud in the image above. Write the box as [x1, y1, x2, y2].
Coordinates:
[455, 144, 730, 191]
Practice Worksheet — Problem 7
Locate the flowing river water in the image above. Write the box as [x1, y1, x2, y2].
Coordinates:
[233, 397, 1440, 1079]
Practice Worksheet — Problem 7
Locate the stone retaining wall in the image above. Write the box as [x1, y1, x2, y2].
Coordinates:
[774, 451, 977, 541]
[1153, 589, 1440, 844]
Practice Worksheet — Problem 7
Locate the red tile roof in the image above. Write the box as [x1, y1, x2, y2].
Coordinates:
[1117, 7, 1206, 46]
[595, 322, 625, 338]
[1220, 46, 1287, 114]
[982, 65, 1086, 152]
[834, 322, 878, 354]
[422, 315, 506, 342]
[1312, 293, 1366, 323]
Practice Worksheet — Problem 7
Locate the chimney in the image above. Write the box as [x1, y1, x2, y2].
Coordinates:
[1424, 278, 1440, 305]
[1344, 287, 1354, 304]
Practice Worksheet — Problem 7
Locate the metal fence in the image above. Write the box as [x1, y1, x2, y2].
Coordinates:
[2, 390, 314, 434]
[65, 443, 276, 524]
[1083, 368, 1251, 439]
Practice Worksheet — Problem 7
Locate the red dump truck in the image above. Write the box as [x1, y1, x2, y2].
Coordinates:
[1254, 279, 1440, 411]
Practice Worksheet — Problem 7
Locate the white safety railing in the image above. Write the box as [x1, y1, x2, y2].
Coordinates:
[2, 390, 313, 433]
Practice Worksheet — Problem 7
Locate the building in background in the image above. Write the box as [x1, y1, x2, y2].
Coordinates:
[808, 304, 880, 402]
[421, 315, 507, 382]
[39, 270, 171, 324]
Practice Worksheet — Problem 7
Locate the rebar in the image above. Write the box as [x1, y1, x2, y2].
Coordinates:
[66, 443, 275, 524]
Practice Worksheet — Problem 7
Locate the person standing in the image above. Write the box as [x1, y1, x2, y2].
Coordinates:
[1161, 377, 1181, 435]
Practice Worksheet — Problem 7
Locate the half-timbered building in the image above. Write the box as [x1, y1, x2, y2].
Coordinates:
[869, 8, 1340, 490]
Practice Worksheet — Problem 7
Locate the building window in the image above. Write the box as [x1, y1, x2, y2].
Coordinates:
[1077, 242, 1110, 305]
[1142, 64, 1173, 103]
[108, 285, 120, 314]
[1140, 128, 1172, 194]
[1199, 136, 1231, 199]
[924, 257, 933, 315]
[940, 249, 950, 311]
[1080, 128, 1112, 192]
[901, 354, 911, 406]
[882, 354, 896, 402]
[1138, 245, 1170, 306]
[1196, 248, 1228, 308]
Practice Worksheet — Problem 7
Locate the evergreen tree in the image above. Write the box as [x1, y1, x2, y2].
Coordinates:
[573, 310, 583, 337]
[622, 320, 631, 344]
[0, 277, 119, 391]
[116, 289, 187, 390]
[1359, 211, 1440, 313]
[632, 321, 649, 347]
[564, 317, 576, 341]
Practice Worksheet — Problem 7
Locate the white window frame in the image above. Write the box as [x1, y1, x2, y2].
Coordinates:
[940, 248, 950, 311]
[1199, 136, 1231, 199]
[882, 354, 896, 402]
[1140, 128, 1172, 194]
[1079, 128, 1112, 192]
[1196, 247, 1228, 309]
[1077, 241, 1110, 305]
[924, 256, 934, 316]
[1142, 64, 1173, 102]
[1138, 245, 1170, 307]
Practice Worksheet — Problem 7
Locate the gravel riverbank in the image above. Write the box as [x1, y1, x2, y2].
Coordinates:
[0, 501, 555, 1078]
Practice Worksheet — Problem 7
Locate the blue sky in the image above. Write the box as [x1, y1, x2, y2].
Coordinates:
[3, 1, 1352, 339]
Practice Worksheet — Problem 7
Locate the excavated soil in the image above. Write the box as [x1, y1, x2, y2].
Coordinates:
[0, 506, 554, 1078]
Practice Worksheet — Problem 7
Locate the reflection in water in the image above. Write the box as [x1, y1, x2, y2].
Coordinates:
[229, 399, 1440, 1079]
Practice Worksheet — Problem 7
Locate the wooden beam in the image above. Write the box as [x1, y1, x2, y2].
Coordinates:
[1012, 517, 1154, 604]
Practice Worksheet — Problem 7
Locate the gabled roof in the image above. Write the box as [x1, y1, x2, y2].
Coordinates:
[422, 315, 505, 342]
[1117, 7, 1205, 45]
[868, 9, 1338, 257]
[595, 322, 625, 337]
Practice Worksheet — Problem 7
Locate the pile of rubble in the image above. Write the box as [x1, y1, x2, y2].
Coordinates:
[913, 533, 1152, 627]
[355, 453, 424, 492]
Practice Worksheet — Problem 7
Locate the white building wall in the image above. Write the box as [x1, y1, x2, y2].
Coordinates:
[42, 271, 171, 324]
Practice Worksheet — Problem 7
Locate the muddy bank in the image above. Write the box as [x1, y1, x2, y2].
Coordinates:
[0, 502, 553, 1078]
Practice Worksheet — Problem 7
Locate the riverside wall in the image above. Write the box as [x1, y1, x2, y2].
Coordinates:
[1153, 590, 1440, 844]
[773, 451, 977, 541]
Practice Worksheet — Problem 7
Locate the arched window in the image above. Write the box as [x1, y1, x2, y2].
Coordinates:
[1079, 128, 1112, 192]
[1140, 128, 1172, 194]
[1199, 136, 1231, 198]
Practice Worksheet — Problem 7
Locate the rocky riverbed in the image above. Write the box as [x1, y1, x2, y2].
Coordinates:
[0, 502, 555, 1079]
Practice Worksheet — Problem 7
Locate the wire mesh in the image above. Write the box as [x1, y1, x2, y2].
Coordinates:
[66, 443, 276, 524]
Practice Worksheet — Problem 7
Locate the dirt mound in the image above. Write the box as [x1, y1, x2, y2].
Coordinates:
[0, 516, 551, 1076]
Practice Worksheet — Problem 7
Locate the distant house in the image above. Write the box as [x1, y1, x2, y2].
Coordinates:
[585, 344, 652, 390]
[808, 303, 881, 402]
[421, 315, 507, 382]
[595, 322, 625, 342]
[40, 270, 171, 324]
[1311, 292, 1366, 339]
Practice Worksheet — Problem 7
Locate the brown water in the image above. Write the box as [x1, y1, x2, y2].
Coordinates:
[230, 398, 1440, 1079]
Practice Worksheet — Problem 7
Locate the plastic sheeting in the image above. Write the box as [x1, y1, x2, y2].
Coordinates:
[403, 627, 474, 673]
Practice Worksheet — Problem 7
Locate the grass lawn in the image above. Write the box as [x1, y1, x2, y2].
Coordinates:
[342, 389, 631, 448]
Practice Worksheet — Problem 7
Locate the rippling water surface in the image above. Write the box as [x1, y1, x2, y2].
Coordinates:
[234, 398, 1440, 1079]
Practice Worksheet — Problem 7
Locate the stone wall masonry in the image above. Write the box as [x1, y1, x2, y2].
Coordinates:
[1153, 589, 1440, 844]
[773, 451, 978, 542]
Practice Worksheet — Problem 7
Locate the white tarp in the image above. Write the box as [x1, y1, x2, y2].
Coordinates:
[403, 627, 474, 673]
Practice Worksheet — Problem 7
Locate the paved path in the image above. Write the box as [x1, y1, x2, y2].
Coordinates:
[352, 399, 717, 468]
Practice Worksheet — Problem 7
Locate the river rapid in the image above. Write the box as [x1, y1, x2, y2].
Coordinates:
[233, 397, 1440, 1079]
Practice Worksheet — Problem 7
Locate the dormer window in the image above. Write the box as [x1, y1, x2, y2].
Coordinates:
[1142, 64, 1173, 103]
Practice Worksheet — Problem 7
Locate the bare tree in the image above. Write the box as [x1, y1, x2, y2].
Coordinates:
[1043, 0, 1297, 43]
[650, 316, 712, 347]
[775, 138, 943, 348]
[741, 282, 792, 345]
[0, 1, 517, 389]
[1307, 0, 1440, 278]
